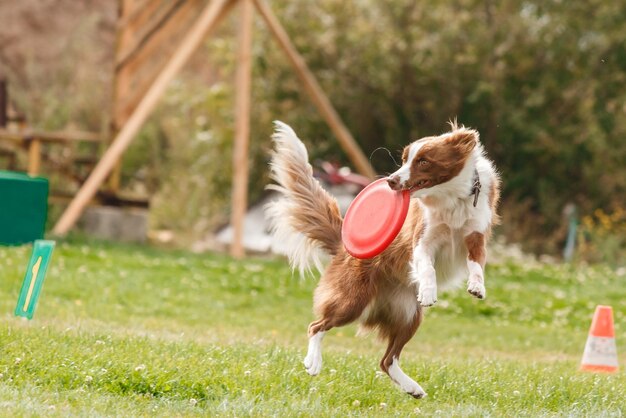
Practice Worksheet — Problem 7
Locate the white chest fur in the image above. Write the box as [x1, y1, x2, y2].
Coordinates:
[415, 154, 496, 288]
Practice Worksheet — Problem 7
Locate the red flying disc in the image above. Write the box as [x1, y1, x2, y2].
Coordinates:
[342, 178, 410, 259]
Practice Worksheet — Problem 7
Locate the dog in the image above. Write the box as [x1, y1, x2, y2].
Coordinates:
[266, 121, 500, 398]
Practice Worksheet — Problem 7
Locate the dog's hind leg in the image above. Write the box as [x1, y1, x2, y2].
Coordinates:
[304, 271, 375, 376]
[303, 326, 325, 376]
[379, 305, 425, 399]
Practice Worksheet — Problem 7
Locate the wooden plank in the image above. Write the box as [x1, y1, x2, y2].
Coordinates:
[230, 0, 254, 258]
[113, 0, 138, 129]
[113, 0, 154, 128]
[53, 0, 237, 236]
[0, 79, 6, 128]
[27, 139, 41, 176]
[117, 0, 158, 32]
[119, 0, 147, 17]
[116, 0, 188, 69]
[252, 0, 376, 179]
[0, 129, 102, 143]
[113, 0, 205, 129]
[110, 0, 154, 192]
[111, 0, 204, 192]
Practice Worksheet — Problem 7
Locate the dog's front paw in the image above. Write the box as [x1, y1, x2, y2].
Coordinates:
[418, 286, 437, 307]
[467, 278, 486, 299]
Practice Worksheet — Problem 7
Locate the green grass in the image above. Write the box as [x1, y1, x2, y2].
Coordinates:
[0, 240, 625, 416]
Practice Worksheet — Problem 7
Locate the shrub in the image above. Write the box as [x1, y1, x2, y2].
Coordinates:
[578, 208, 626, 266]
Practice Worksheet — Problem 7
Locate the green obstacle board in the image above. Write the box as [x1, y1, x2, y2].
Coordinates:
[15, 240, 55, 320]
[0, 170, 49, 246]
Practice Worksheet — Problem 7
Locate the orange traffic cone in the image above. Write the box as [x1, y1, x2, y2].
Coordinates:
[580, 305, 619, 373]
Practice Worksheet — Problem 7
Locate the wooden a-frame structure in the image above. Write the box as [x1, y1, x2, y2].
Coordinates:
[52, 0, 376, 257]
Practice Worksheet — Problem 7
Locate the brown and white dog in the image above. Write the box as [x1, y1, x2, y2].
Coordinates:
[267, 121, 500, 398]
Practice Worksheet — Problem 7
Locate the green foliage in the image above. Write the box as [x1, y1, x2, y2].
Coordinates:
[141, 0, 626, 251]
[243, 0, 626, 254]
[1, 241, 626, 415]
[2, 2, 626, 253]
[146, 80, 238, 234]
[578, 208, 626, 266]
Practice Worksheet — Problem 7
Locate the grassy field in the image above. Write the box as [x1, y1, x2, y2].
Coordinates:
[0, 240, 625, 416]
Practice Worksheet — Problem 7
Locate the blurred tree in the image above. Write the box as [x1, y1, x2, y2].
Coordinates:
[1, 0, 624, 253]
[242, 0, 626, 253]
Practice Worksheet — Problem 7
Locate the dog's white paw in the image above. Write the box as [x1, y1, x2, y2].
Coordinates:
[416, 263, 437, 307]
[467, 278, 486, 299]
[418, 285, 437, 307]
[406, 384, 427, 399]
[466, 261, 486, 299]
[397, 376, 427, 399]
[388, 358, 427, 399]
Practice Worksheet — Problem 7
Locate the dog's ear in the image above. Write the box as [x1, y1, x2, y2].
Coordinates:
[446, 128, 478, 157]
[401, 145, 410, 163]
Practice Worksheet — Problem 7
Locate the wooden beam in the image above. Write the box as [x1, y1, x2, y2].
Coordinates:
[53, 0, 237, 236]
[0, 129, 101, 143]
[27, 139, 41, 176]
[115, 0, 187, 69]
[252, 0, 376, 179]
[109, 0, 150, 194]
[230, 0, 254, 258]
[0, 79, 7, 128]
[117, 0, 151, 29]
[113, 0, 205, 130]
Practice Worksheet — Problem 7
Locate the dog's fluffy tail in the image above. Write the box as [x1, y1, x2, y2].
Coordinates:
[266, 121, 343, 275]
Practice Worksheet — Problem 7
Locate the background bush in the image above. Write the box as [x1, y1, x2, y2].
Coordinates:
[1, 0, 625, 257]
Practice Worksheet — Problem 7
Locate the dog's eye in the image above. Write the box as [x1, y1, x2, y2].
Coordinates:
[417, 159, 429, 166]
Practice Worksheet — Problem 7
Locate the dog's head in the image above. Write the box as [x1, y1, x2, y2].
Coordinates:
[387, 124, 479, 195]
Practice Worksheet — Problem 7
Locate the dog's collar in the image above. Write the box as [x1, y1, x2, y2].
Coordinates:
[470, 168, 481, 207]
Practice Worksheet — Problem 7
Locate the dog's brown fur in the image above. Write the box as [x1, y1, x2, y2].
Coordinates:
[309, 200, 424, 362]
